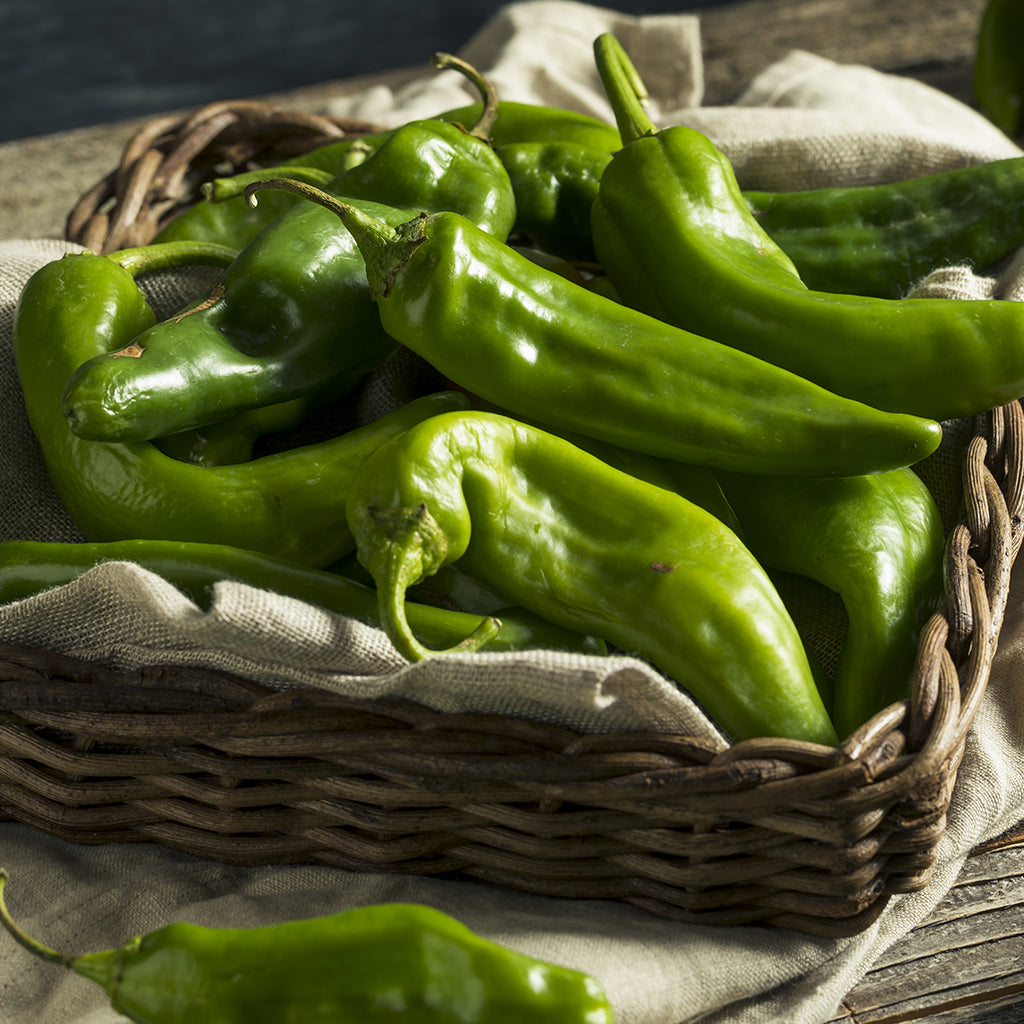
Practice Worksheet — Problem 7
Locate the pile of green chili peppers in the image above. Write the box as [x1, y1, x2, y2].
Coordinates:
[8, 35, 1024, 1020]
[12, 39, 1024, 749]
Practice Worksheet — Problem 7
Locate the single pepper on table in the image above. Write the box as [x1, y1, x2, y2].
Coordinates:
[343, 408, 838, 745]
[243, 178, 942, 479]
[0, 873, 614, 1023]
[61, 52, 517, 447]
[12, 244, 467, 567]
[590, 32, 1024, 422]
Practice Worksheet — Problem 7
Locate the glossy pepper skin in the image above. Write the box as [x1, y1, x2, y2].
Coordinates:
[344, 409, 837, 745]
[744, 156, 1024, 299]
[62, 54, 517, 445]
[12, 247, 467, 567]
[714, 468, 946, 738]
[0, 876, 614, 1024]
[153, 135, 381, 249]
[975, 0, 1024, 137]
[246, 178, 942, 478]
[591, 33, 1024, 422]
[155, 97, 620, 253]
[0, 539, 607, 656]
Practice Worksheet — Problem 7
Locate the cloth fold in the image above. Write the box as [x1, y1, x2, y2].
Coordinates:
[2, 3, 1023, 1023]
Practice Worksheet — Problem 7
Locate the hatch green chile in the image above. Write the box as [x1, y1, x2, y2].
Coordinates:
[591, 33, 1024, 422]
[343, 409, 837, 744]
[0, 874, 614, 1023]
[62, 53, 516, 444]
[12, 247, 467, 567]
[0, 539, 607, 657]
[245, 178, 941, 478]
[715, 467, 946, 737]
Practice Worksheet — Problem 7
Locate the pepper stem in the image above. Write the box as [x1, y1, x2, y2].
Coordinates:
[244, 178, 427, 299]
[109, 241, 239, 277]
[0, 870, 75, 968]
[203, 164, 337, 204]
[431, 52, 500, 142]
[593, 33, 658, 144]
[356, 504, 501, 661]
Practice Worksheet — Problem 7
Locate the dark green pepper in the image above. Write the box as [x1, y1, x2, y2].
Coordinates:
[591, 33, 1024, 422]
[12, 246, 467, 567]
[714, 467, 946, 737]
[0, 874, 614, 1023]
[156, 98, 620, 253]
[152, 134, 384, 250]
[61, 54, 516, 445]
[245, 178, 942, 478]
[975, 0, 1024, 137]
[0, 539, 606, 656]
[343, 408, 836, 744]
[744, 157, 1024, 298]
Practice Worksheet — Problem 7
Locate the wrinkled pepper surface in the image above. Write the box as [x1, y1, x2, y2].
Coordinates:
[744, 156, 1024, 298]
[591, 33, 1024, 422]
[715, 467, 946, 737]
[0, 874, 614, 1023]
[12, 246, 466, 567]
[0, 539, 606, 656]
[344, 409, 837, 744]
[62, 54, 516, 445]
[246, 178, 942, 478]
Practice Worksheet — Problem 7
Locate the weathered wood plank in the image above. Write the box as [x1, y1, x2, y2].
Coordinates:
[697, 0, 988, 106]
[830, 843, 1024, 1022]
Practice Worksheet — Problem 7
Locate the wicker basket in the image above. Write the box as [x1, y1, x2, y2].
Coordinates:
[64, 99, 383, 254]
[1, 101, 1021, 938]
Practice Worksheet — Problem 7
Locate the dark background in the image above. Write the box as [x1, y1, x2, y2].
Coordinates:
[1, 0, 732, 143]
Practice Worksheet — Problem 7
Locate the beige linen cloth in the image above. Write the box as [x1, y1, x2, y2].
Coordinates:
[2, 2, 1024, 1022]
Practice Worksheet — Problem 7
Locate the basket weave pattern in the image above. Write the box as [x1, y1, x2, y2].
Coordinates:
[0, 104, 1020, 937]
[64, 99, 381, 254]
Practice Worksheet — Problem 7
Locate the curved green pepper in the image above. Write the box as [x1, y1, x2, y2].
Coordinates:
[344, 409, 836, 744]
[0, 875, 614, 1023]
[62, 54, 516, 445]
[975, 0, 1024, 137]
[12, 246, 467, 567]
[246, 178, 941, 478]
[591, 33, 1024, 422]
[0, 539, 606, 656]
[714, 467, 946, 737]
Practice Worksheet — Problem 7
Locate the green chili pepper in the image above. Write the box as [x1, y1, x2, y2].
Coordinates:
[156, 97, 619, 253]
[62, 54, 516, 445]
[12, 246, 467, 567]
[343, 408, 836, 744]
[591, 33, 1024, 422]
[744, 156, 1024, 298]
[152, 135, 384, 249]
[149, 393, 332, 466]
[497, 141, 611, 262]
[975, 0, 1024, 137]
[245, 178, 941, 478]
[0, 539, 607, 656]
[0, 874, 614, 1024]
[714, 467, 946, 737]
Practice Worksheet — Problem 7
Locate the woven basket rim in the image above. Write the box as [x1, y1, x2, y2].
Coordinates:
[13, 102, 1022, 936]
[64, 98, 384, 255]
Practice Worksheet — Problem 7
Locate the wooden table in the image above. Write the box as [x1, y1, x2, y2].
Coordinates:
[1, 1, 1022, 1020]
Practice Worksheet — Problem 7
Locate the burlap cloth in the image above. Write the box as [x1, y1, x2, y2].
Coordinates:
[2, 2, 1023, 1021]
